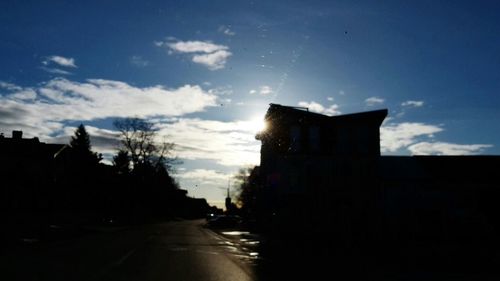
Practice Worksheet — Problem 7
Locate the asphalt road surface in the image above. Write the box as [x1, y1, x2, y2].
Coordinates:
[1, 220, 257, 281]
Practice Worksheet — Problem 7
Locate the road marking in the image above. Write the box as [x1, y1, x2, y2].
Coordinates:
[112, 235, 153, 266]
[113, 248, 137, 266]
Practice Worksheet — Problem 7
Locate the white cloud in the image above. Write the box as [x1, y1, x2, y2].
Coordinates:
[153, 41, 164, 47]
[175, 167, 233, 208]
[43, 55, 77, 68]
[11, 89, 37, 100]
[157, 118, 261, 167]
[0, 82, 22, 91]
[408, 142, 492, 155]
[297, 101, 341, 116]
[49, 125, 121, 156]
[218, 25, 236, 36]
[259, 85, 273, 95]
[324, 105, 341, 116]
[365, 96, 384, 106]
[0, 79, 265, 171]
[0, 78, 218, 140]
[339, 90, 345, 95]
[167, 40, 228, 53]
[159, 39, 232, 70]
[380, 122, 443, 153]
[249, 89, 257, 95]
[381, 121, 493, 155]
[327, 97, 334, 101]
[177, 169, 231, 185]
[40, 67, 72, 75]
[130, 56, 149, 67]
[192, 50, 231, 70]
[402, 100, 424, 107]
[208, 85, 233, 96]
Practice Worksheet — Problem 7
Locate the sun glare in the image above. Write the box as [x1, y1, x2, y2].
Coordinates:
[247, 116, 268, 134]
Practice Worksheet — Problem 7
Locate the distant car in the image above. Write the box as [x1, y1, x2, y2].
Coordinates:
[206, 215, 241, 228]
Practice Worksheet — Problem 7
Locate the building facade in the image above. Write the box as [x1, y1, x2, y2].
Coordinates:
[256, 103, 500, 262]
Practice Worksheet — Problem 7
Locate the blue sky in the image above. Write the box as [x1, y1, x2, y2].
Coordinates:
[1, 0, 499, 208]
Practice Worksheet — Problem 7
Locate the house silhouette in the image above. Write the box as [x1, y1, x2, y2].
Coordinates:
[0, 131, 70, 211]
[255, 103, 500, 267]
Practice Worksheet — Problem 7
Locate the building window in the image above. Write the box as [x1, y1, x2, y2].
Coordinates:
[290, 126, 301, 152]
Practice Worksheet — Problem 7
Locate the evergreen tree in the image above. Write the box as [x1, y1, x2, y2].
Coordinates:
[71, 124, 91, 151]
[70, 124, 101, 166]
[113, 149, 131, 175]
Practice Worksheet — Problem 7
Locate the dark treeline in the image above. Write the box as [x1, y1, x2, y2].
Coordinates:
[0, 118, 215, 241]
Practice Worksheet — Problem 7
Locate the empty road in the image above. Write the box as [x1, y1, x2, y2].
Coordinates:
[1, 220, 258, 281]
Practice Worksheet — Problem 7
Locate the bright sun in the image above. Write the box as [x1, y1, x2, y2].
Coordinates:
[246, 116, 267, 134]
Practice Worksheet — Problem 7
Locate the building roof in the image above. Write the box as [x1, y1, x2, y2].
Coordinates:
[265, 103, 388, 126]
[0, 131, 68, 159]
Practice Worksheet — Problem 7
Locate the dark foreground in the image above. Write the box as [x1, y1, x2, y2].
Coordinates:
[1, 220, 255, 281]
[2, 219, 499, 281]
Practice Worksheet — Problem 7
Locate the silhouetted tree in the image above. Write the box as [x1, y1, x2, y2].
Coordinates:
[113, 118, 176, 171]
[113, 149, 130, 175]
[66, 124, 103, 214]
[113, 117, 180, 218]
[70, 124, 101, 165]
[235, 166, 260, 216]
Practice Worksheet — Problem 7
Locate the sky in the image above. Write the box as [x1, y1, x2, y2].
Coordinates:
[1, 0, 499, 208]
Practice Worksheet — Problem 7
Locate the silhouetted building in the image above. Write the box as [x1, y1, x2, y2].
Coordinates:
[256, 103, 500, 259]
[0, 130, 70, 211]
[256, 104, 386, 196]
[256, 104, 387, 229]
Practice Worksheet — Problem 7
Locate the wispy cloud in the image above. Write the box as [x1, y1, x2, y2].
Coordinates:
[402, 100, 424, 107]
[49, 125, 121, 156]
[297, 101, 341, 116]
[39, 66, 73, 75]
[380, 121, 493, 155]
[167, 40, 228, 53]
[408, 142, 492, 155]
[208, 85, 233, 96]
[130, 55, 149, 67]
[0, 79, 263, 167]
[0, 78, 218, 140]
[249, 86, 273, 96]
[380, 122, 443, 153]
[177, 169, 231, 185]
[175, 168, 234, 206]
[158, 39, 232, 70]
[0, 82, 22, 91]
[42, 55, 77, 68]
[218, 25, 236, 36]
[157, 118, 261, 166]
[259, 85, 273, 95]
[192, 50, 231, 70]
[365, 96, 384, 106]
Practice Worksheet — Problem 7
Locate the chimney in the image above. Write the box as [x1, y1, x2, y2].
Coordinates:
[12, 130, 23, 139]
